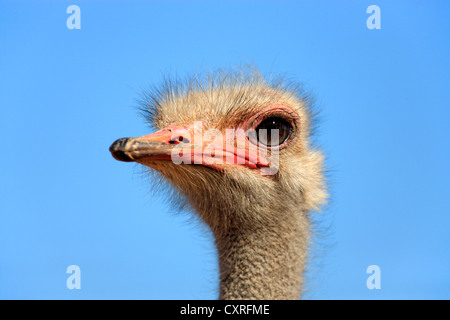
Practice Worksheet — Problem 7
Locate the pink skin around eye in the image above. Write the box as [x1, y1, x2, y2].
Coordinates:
[239, 105, 299, 149]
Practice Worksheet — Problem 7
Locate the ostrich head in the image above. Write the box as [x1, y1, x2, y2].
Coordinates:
[110, 67, 327, 299]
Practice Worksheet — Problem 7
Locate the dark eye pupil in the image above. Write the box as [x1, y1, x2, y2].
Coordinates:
[255, 117, 292, 146]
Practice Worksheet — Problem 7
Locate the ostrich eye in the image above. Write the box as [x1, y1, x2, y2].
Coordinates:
[255, 117, 293, 147]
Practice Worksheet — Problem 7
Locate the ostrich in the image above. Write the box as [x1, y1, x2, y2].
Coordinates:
[109, 67, 327, 299]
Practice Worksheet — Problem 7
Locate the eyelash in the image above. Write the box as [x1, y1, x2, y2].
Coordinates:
[252, 112, 295, 131]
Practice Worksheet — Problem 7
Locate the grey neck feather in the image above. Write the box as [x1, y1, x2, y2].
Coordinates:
[211, 208, 310, 300]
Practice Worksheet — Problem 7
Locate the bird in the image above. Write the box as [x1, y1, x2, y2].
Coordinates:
[109, 66, 327, 300]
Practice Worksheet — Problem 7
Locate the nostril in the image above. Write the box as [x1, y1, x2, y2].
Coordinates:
[169, 136, 189, 144]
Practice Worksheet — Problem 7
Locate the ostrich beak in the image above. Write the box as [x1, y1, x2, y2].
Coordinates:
[109, 127, 186, 163]
[110, 124, 271, 171]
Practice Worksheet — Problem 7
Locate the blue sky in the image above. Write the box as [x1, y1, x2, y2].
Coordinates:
[0, 0, 449, 299]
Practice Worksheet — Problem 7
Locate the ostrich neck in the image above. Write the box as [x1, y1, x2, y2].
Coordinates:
[211, 207, 310, 300]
